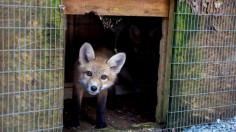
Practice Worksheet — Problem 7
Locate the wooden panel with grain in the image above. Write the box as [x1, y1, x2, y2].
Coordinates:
[63, 0, 169, 17]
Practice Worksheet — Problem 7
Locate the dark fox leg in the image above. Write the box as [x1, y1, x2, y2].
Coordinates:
[70, 86, 84, 128]
[96, 89, 108, 128]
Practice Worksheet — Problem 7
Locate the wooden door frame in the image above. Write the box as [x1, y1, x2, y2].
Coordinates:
[62, 0, 175, 124]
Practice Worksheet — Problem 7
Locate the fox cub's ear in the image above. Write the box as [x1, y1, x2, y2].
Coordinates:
[79, 42, 95, 64]
[107, 53, 126, 74]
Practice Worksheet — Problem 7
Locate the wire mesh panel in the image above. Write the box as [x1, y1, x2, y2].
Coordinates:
[168, 0, 236, 131]
[0, 0, 65, 131]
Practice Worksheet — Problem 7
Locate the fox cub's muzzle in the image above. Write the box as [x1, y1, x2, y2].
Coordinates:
[86, 83, 101, 95]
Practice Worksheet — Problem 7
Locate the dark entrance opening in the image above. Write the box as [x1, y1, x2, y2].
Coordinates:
[63, 13, 162, 131]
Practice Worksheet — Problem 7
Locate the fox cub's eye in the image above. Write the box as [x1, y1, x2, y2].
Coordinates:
[101, 75, 107, 80]
[85, 71, 92, 76]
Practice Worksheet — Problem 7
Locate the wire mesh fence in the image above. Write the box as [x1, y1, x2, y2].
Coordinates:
[0, 0, 65, 131]
[168, 0, 236, 131]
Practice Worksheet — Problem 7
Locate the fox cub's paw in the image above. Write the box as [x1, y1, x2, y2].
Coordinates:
[95, 122, 107, 129]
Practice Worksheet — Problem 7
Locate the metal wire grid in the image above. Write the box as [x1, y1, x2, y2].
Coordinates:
[0, 0, 65, 131]
[168, 0, 236, 131]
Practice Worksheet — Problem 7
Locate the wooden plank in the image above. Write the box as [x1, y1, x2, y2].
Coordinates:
[162, 0, 175, 123]
[156, 18, 168, 123]
[63, 0, 169, 17]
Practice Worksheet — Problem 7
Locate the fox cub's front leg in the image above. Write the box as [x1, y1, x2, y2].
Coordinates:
[72, 85, 108, 129]
[96, 89, 108, 128]
[72, 86, 108, 128]
[71, 85, 84, 128]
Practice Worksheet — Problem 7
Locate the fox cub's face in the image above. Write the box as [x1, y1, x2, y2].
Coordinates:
[77, 42, 126, 95]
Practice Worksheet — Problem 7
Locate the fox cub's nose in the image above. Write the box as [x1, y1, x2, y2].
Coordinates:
[90, 86, 97, 92]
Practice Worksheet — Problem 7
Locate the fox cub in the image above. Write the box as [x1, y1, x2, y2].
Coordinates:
[71, 42, 126, 128]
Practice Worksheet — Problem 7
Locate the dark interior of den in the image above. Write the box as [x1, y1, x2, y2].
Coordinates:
[63, 12, 162, 130]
